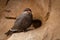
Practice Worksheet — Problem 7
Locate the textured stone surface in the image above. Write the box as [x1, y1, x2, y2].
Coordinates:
[0, 0, 60, 40]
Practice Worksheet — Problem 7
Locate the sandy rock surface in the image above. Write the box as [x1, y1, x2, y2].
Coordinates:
[0, 0, 60, 40]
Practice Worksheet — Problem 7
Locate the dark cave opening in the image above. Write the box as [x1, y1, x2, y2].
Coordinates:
[32, 19, 42, 29]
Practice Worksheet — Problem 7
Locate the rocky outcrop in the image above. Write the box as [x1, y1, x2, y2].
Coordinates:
[8, 0, 60, 40]
[0, 0, 60, 40]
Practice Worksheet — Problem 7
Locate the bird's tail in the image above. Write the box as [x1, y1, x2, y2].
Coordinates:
[5, 30, 22, 36]
[5, 30, 14, 36]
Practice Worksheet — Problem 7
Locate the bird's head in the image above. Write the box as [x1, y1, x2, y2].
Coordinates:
[24, 8, 32, 14]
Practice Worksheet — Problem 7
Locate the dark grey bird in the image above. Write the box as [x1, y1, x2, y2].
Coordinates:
[5, 8, 33, 36]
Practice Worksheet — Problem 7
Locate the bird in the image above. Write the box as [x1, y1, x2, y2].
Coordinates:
[5, 8, 33, 36]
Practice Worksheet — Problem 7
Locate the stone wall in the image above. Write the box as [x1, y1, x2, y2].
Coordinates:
[0, 0, 60, 40]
